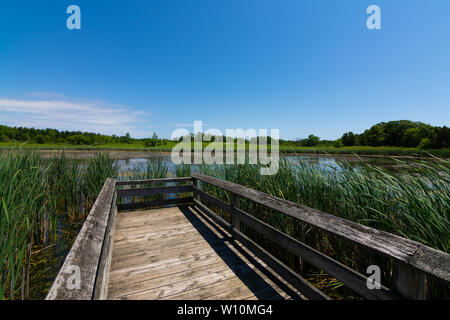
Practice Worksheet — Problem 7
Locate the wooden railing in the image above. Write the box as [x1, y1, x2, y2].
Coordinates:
[46, 177, 194, 300]
[116, 177, 194, 210]
[191, 173, 450, 300]
[46, 178, 117, 300]
[46, 175, 450, 300]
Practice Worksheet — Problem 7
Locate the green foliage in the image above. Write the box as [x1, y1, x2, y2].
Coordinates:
[0, 132, 8, 142]
[341, 120, 447, 149]
[0, 151, 118, 299]
[418, 138, 431, 149]
[0, 120, 448, 152]
[34, 134, 46, 144]
[67, 135, 90, 145]
[341, 132, 357, 146]
[333, 139, 344, 148]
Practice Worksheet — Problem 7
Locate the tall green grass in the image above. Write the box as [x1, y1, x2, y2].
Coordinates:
[197, 156, 449, 298]
[0, 151, 118, 299]
[199, 157, 449, 252]
[2, 151, 448, 299]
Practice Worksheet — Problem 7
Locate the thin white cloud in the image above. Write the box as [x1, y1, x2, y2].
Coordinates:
[26, 91, 66, 99]
[0, 96, 152, 137]
[172, 122, 212, 127]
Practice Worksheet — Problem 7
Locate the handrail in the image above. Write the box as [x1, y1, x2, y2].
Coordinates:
[46, 178, 117, 300]
[116, 177, 192, 186]
[116, 177, 194, 211]
[192, 173, 450, 299]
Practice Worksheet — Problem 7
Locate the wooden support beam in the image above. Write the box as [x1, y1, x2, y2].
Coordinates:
[93, 190, 118, 299]
[116, 185, 193, 198]
[117, 197, 194, 211]
[394, 262, 427, 300]
[231, 193, 241, 231]
[116, 177, 192, 186]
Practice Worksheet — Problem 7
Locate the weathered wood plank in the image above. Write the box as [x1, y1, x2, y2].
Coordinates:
[394, 262, 427, 299]
[116, 177, 192, 186]
[119, 269, 243, 300]
[109, 261, 229, 298]
[93, 190, 118, 299]
[118, 197, 193, 211]
[107, 205, 301, 300]
[117, 185, 193, 198]
[46, 178, 116, 300]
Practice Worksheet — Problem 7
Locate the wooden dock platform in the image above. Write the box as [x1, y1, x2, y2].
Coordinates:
[46, 175, 450, 300]
[108, 206, 303, 300]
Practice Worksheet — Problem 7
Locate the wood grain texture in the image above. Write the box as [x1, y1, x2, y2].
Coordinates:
[116, 177, 192, 186]
[116, 185, 192, 198]
[46, 178, 116, 300]
[107, 206, 304, 300]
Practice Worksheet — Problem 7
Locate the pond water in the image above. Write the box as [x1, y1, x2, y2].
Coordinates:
[114, 153, 413, 174]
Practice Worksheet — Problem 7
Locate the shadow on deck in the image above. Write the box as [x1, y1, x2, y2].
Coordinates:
[107, 205, 303, 300]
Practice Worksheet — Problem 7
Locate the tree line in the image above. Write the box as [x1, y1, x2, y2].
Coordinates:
[338, 120, 449, 149]
[0, 120, 448, 149]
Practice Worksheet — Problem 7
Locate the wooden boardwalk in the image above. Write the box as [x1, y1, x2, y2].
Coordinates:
[107, 206, 304, 300]
[46, 176, 450, 300]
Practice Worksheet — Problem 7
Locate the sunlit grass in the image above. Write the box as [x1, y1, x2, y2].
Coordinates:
[0, 150, 118, 299]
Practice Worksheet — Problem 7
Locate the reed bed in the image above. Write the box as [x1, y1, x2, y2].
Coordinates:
[2, 151, 448, 299]
[199, 157, 449, 252]
[0, 151, 118, 299]
[196, 156, 449, 298]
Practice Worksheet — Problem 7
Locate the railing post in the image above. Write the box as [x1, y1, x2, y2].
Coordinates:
[231, 193, 240, 231]
[393, 262, 426, 300]
[193, 177, 200, 202]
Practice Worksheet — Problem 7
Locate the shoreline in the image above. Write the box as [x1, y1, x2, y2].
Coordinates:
[1, 148, 446, 161]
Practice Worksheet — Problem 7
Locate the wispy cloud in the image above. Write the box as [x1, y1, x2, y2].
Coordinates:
[172, 122, 212, 128]
[0, 96, 152, 137]
[26, 91, 66, 99]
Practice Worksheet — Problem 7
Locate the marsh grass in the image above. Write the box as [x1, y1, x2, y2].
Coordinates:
[197, 156, 449, 298]
[0, 150, 118, 299]
[2, 150, 448, 299]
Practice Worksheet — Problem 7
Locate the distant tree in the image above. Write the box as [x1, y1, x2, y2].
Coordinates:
[430, 126, 450, 149]
[402, 128, 422, 148]
[361, 125, 385, 146]
[34, 134, 46, 144]
[304, 134, 320, 147]
[334, 139, 344, 148]
[119, 132, 132, 144]
[341, 132, 356, 146]
[67, 135, 90, 145]
[144, 132, 160, 147]
[418, 138, 431, 149]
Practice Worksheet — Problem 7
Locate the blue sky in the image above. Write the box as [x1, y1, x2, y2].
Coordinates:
[0, 0, 449, 139]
